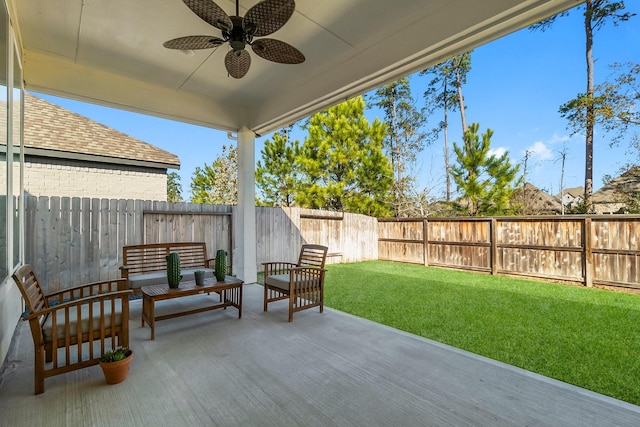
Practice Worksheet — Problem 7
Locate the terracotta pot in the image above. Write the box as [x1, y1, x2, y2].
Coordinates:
[99, 350, 133, 385]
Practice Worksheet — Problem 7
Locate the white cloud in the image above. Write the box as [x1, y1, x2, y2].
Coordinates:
[488, 147, 507, 158]
[548, 133, 571, 144]
[525, 141, 554, 161]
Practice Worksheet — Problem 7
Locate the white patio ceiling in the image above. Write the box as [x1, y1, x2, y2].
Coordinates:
[10, 0, 580, 135]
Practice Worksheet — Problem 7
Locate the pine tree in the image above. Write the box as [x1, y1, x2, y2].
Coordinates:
[190, 144, 237, 204]
[296, 96, 393, 217]
[420, 52, 472, 201]
[450, 123, 521, 216]
[256, 127, 300, 206]
[531, 1, 634, 213]
[166, 171, 182, 202]
[369, 78, 428, 215]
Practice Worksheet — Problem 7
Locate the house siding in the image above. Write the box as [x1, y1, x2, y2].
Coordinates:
[24, 157, 168, 200]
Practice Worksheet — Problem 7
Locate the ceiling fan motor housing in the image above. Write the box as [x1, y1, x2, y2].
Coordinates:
[225, 16, 250, 51]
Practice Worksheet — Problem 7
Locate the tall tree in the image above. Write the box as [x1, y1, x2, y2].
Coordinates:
[190, 144, 238, 204]
[256, 127, 300, 206]
[166, 171, 183, 202]
[420, 52, 472, 201]
[450, 123, 521, 216]
[296, 96, 393, 217]
[368, 78, 428, 215]
[531, 1, 634, 213]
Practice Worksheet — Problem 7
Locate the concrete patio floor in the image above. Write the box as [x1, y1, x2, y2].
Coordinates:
[1, 283, 640, 426]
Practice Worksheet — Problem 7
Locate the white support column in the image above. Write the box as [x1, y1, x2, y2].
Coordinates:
[234, 126, 257, 283]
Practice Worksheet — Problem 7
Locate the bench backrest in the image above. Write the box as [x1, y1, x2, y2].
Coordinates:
[12, 264, 48, 316]
[122, 242, 209, 275]
[297, 244, 328, 269]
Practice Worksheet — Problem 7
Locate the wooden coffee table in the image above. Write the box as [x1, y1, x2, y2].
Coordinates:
[141, 276, 243, 340]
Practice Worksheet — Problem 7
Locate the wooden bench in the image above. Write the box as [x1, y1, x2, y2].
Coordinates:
[12, 265, 132, 394]
[120, 242, 217, 292]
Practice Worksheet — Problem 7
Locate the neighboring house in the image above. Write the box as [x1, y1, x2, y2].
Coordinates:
[514, 183, 562, 215]
[593, 167, 640, 214]
[20, 93, 180, 200]
[555, 186, 584, 210]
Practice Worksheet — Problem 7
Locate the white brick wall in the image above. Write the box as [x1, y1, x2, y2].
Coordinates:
[24, 157, 168, 200]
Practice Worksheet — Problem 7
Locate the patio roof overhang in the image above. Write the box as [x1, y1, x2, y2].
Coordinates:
[10, 0, 581, 136]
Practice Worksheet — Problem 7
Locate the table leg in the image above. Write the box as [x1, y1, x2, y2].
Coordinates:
[149, 298, 156, 340]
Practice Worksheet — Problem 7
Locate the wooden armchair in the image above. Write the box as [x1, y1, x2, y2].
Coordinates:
[263, 244, 328, 322]
[12, 265, 132, 394]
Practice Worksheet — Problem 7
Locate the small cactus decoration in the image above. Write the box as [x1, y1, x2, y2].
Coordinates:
[166, 252, 183, 288]
[215, 249, 227, 282]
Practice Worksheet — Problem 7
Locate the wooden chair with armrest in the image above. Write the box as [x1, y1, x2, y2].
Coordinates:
[263, 244, 328, 322]
[12, 264, 132, 394]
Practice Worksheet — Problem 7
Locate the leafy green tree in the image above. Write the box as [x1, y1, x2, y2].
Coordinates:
[420, 52, 472, 201]
[190, 144, 237, 204]
[296, 96, 393, 217]
[166, 171, 183, 202]
[450, 123, 521, 216]
[256, 127, 300, 206]
[369, 78, 429, 215]
[531, 1, 635, 213]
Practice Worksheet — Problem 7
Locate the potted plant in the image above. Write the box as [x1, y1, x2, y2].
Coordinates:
[99, 347, 133, 385]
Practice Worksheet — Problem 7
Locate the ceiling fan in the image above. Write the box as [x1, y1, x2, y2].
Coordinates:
[163, 0, 305, 79]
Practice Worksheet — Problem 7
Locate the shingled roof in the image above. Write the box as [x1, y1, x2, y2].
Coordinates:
[23, 93, 180, 169]
[593, 166, 640, 205]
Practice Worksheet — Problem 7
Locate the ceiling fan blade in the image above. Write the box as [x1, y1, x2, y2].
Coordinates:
[163, 35, 225, 50]
[225, 49, 251, 78]
[182, 0, 233, 32]
[251, 38, 304, 64]
[243, 0, 295, 37]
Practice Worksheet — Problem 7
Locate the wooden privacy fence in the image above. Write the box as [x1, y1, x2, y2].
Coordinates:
[25, 197, 232, 293]
[255, 207, 378, 266]
[378, 216, 640, 291]
[24, 195, 640, 293]
[24, 197, 377, 292]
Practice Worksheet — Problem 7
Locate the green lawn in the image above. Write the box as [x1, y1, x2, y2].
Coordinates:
[322, 261, 640, 405]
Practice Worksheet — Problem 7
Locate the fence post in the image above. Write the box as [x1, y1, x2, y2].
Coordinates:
[584, 217, 593, 287]
[491, 218, 498, 275]
[423, 218, 429, 266]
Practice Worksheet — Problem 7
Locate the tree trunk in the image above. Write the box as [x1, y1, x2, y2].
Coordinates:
[443, 80, 451, 202]
[455, 66, 467, 133]
[584, 0, 595, 213]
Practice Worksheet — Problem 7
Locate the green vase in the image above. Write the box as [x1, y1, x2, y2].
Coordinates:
[166, 252, 183, 288]
[215, 250, 227, 282]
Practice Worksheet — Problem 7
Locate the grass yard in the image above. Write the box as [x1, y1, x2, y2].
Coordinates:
[322, 261, 640, 405]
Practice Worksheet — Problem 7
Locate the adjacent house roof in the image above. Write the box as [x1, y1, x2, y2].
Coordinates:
[514, 183, 562, 215]
[555, 187, 584, 200]
[23, 93, 180, 170]
[593, 167, 640, 213]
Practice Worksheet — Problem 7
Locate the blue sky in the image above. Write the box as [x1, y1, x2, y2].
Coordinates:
[35, 2, 639, 201]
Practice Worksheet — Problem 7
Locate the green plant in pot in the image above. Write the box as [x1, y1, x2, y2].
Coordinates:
[215, 249, 227, 282]
[99, 346, 133, 385]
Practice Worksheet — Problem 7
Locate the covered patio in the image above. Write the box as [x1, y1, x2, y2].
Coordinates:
[2, 284, 639, 426]
[8, 1, 640, 425]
